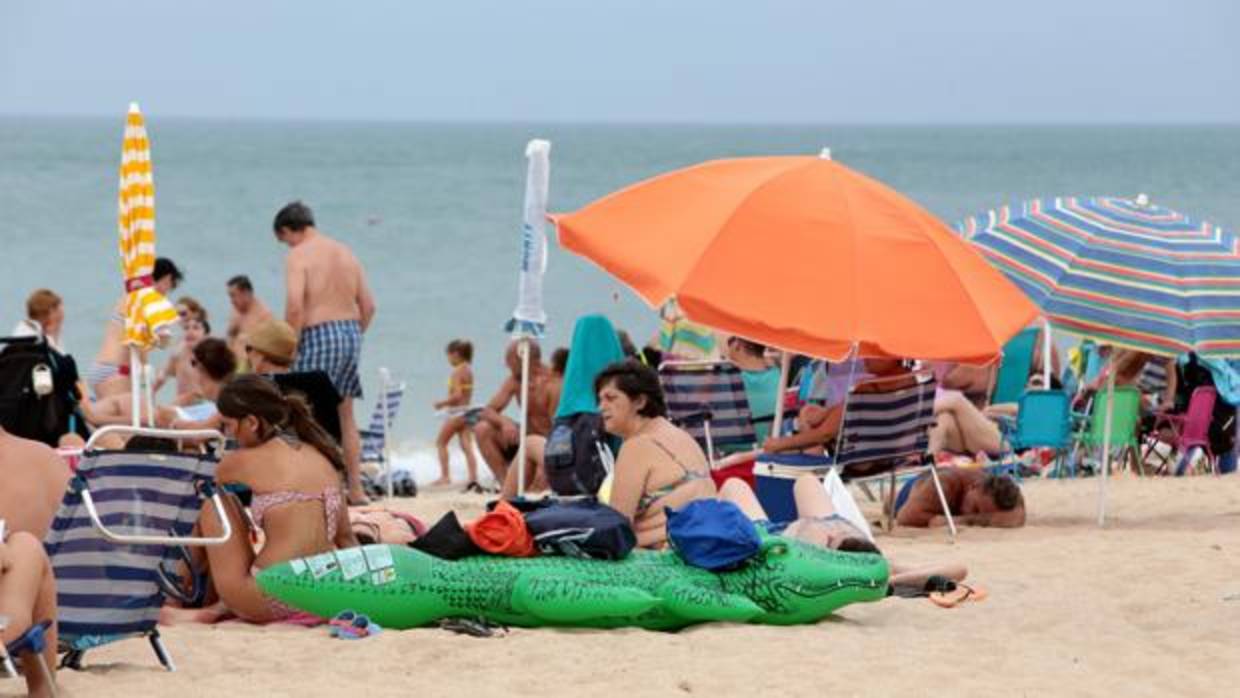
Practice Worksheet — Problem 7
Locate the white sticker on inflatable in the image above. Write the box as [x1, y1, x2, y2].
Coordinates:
[370, 567, 397, 586]
[306, 552, 339, 579]
[289, 559, 308, 576]
[336, 548, 368, 581]
[363, 544, 394, 572]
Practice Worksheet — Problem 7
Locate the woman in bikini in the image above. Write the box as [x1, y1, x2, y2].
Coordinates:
[595, 360, 715, 549]
[163, 374, 358, 624]
[718, 475, 970, 592]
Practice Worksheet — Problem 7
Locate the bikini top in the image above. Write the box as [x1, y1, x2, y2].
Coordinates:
[250, 487, 341, 541]
[635, 439, 710, 517]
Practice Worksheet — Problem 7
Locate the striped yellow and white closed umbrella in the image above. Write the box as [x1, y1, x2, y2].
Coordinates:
[118, 102, 177, 350]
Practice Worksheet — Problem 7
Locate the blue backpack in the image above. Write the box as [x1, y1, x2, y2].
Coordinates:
[665, 500, 762, 571]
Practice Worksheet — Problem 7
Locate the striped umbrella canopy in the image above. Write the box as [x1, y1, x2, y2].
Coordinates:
[118, 102, 177, 350]
[959, 196, 1240, 359]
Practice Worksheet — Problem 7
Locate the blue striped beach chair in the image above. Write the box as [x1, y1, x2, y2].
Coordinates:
[754, 371, 957, 537]
[360, 371, 405, 467]
[43, 426, 232, 672]
[658, 361, 757, 466]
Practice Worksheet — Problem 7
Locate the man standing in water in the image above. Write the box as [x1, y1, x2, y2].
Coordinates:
[225, 274, 273, 367]
[274, 201, 377, 504]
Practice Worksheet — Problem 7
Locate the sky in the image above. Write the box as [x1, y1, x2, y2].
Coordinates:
[1, 0, 1236, 123]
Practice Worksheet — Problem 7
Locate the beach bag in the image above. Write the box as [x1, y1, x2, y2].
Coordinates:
[543, 412, 609, 496]
[411, 511, 483, 560]
[665, 500, 761, 572]
[0, 337, 80, 446]
[515, 497, 636, 560]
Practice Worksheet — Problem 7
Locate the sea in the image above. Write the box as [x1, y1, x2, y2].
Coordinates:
[3, 119, 1238, 482]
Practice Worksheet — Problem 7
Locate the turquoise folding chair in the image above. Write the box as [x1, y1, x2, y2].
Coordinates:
[992, 327, 1039, 406]
[1009, 390, 1073, 477]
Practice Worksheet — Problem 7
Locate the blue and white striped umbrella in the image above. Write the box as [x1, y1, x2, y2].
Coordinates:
[959, 195, 1240, 359]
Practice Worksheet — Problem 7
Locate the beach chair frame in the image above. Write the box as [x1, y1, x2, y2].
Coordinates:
[47, 426, 229, 673]
[359, 367, 406, 499]
[755, 371, 956, 538]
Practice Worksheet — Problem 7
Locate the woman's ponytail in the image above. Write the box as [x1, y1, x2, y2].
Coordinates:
[284, 392, 347, 477]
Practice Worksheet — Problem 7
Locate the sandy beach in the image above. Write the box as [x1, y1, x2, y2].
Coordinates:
[20, 475, 1234, 698]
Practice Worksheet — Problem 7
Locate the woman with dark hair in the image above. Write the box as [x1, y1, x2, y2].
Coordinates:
[163, 374, 358, 624]
[595, 360, 715, 548]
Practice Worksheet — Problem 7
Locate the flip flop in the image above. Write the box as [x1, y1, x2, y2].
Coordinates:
[929, 583, 989, 608]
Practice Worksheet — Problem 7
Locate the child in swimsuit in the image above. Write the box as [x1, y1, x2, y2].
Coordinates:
[433, 339, 479, 488]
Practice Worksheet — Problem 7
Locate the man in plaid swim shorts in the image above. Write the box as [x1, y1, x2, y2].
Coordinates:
[275, 201, 378, 504]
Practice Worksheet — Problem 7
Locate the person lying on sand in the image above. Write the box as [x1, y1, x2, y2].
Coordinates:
[160, 375, 358, 625]
[718, 475, 968, 589]
[896, 466, 1025, 528]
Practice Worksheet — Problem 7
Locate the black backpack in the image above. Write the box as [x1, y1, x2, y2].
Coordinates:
[542, 412, 610, 496]
[0, 337, 82, 446]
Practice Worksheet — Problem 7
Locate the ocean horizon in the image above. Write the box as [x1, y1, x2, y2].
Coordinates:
[3, 117, 1238, 480]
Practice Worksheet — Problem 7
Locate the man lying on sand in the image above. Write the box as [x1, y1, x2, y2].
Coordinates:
[896, 467, 1025, 528]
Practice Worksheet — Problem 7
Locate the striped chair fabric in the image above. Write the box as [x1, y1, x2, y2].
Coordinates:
[360, 381, 406, 464]
[43, 450, 218, 667]
[658, 362, 756, 458]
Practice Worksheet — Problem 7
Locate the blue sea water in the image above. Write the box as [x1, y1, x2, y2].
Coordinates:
[2, 118, 1238, 472]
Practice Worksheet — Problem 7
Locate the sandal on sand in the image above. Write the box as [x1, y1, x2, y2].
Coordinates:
[889, 575, 957, 599]
[437, 617, 508, 638]
[929, 583, 988, 608]
[330, 610, 382, 639]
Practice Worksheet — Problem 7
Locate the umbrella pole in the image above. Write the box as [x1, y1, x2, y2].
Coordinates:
[1097, 363, 1116, 526]
[1041, 318, 1053, 388]
[129, 350, 141, 428]
[516, 338, 531, 498]
[770, 353, 792, 439]
[144, 358, 155, 427]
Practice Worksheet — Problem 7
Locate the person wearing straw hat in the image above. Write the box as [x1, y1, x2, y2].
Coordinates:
[243, 319, 298, 373]
[273, 202, 375, 505]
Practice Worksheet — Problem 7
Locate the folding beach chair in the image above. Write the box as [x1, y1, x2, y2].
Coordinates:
[43, 426, 232, 672]
[658, 361, 758, 467]
[2, 619, 57, 697]
[990, 327, 1038, 406]
[359, 368, 408, 499]
[1076, 386, 1143, 476]
[753, 371, 956, 537]
[1142, 386, 1219, 476]
[997, 390, 1073, 477]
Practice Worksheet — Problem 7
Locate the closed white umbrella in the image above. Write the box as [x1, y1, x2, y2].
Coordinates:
[506, 139, 551, 497]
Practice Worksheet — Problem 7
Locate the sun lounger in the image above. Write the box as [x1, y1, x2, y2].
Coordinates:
[43, 426, 231, 672]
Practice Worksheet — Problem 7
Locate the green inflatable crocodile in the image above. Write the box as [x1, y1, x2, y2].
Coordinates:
[256, 535, 889, 630]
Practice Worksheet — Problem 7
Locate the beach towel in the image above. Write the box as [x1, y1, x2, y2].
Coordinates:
[292, 320, 363, 399]
[554, 314, 626, 418]
[466, 501, 536, 557]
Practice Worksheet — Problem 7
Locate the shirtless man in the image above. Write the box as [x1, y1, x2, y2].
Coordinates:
[87, 257, 182, 399]
[225, 275, 273, 367]
[274, 201, 377, 505]
[896, 467, 1026, 528]
[0, 427, 72, 539]
[473, 341, 561, 486]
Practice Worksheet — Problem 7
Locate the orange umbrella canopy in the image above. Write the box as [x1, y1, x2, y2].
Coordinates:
[555, 154, 1038, 364]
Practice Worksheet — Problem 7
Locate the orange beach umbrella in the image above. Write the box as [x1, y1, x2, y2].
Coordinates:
[118, 102, 177, 351]
[554, 151, 1038, 364]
